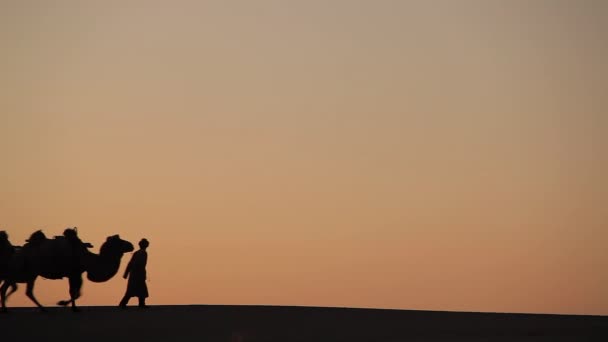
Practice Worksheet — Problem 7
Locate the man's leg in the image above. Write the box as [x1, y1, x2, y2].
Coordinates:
[138, 296, 149, 308]
[119, 295, 131, 308]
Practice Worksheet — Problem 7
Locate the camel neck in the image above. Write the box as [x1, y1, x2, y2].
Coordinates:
[85, 249, 124, 283]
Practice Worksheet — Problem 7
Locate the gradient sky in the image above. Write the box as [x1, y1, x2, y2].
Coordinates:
[1, 0, 606, 315]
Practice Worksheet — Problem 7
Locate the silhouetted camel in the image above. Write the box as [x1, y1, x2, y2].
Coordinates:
[0, 230, 134, 312]
[0, 231, 19, 299]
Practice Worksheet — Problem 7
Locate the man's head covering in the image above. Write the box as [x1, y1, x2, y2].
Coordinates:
[139, 238, 149, 249]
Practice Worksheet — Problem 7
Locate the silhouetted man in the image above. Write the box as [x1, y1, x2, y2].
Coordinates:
[119, 238, 149, 309]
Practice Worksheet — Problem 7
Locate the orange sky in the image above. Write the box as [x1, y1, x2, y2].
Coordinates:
[1, 0, 607, 315]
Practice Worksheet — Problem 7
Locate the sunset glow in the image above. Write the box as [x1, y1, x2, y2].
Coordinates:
[1, 0, 606, 315]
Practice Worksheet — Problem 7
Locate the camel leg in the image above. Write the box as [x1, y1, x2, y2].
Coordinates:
[6, 282, 18, 298]
[1, 281, 19, 312]
[68, 274, 82, 312]
[10, 283, 17, 296]
[1, 281, 10, 313]
[25, 278, 46, 312]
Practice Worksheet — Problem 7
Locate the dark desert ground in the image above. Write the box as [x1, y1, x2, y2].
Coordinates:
[1, 305, 607, 342]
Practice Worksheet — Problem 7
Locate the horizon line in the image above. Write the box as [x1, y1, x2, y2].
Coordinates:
[8, 303, 606, 318]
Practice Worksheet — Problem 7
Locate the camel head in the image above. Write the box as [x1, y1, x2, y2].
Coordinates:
[86, 235, 134, 283]
[100, 234, 134, 256]
[0, 230, 13, 257]
[0, 231, 10, 248]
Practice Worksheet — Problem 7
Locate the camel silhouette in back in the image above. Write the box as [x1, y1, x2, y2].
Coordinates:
[0, 231, 18, 298]
[0, 228, 134, 312]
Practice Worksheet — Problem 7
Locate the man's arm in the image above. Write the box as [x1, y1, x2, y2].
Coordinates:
[142, 253, 148, 280]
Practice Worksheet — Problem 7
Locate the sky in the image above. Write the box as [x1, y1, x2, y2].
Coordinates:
[0, 0, 606, 315]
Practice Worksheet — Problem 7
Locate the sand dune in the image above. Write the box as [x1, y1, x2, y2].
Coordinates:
[1, 305, 606, 341]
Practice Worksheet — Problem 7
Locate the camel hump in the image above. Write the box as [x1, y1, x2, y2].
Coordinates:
[43, 237, 73, 256]
[26, 230, 47, 244]
[53, 235, 68, 242]
[52, 235, 93, 249]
